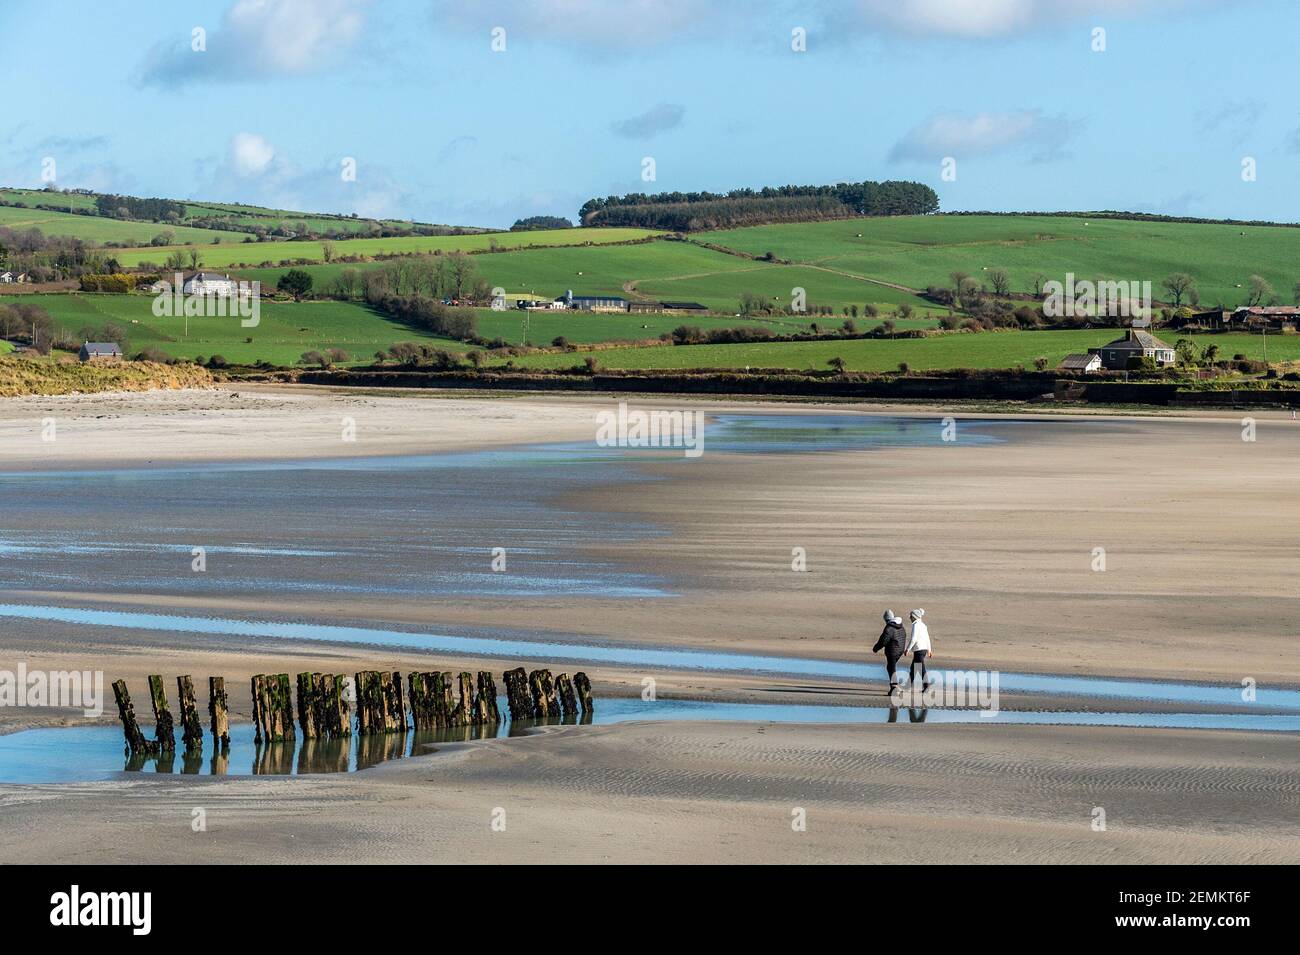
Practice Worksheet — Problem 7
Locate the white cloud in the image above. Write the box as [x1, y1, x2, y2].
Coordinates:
[429, 0, 1224, 46]
[429, 0, 737, 47]
[229, 132, 276, 177]
[139, 0, 370, 86]
[197, 134, 419, 223]
[844, 0, 1222, 39]
[889, 110, 1083, 162]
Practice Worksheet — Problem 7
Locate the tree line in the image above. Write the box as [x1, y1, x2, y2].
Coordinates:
[579, 180, 939, 230]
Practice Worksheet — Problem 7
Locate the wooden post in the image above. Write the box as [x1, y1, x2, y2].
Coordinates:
[296, 672, 320, 738]
[555, 673, 578, 718]
[253, 674, 294, 743]
[501, 667, 529, 720]
[111, 679, 157, 755]
[251, 674, 267, 743]
[438, 672, 456, 727]
[148, 674, 176, 752]
[475, 671, 500, 724]
[176, 675, 204, 750]
[319, 673, 350, 738]
[528, 669, 558, 718]
[207, 676, 230, 747]
[449, 672, 474, 725]
[354, 671, 374, 735]
[381, 671, 406, 732]
[574, 672, 594, 714]
[407, 672, 429, 730]
[273, 674, 296, 740]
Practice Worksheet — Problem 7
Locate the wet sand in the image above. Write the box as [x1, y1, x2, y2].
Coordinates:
[1, 386, 1297, 863]
[2, 721, 1295, 864]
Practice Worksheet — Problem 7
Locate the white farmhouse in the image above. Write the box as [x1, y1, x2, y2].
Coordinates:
[182, 272, 238, 296]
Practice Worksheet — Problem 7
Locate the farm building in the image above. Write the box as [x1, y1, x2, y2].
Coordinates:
[1096, 329, 1176, 370]
[79, 342, 122, 362]
[628, 300, 710, 314]
[1169, 309, 1232, 329]
[0, 271, 29, 284]
[182, 272, 238, 296]
[556, 290, 627, 312]
[1058, 353, 1102, 374]
[1231, 306, 1299, 329]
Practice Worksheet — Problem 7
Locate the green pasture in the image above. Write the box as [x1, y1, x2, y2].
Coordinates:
[494, 329, 1300, 373]
[697, 215, 1300, 308]
[111, 227, 663, 269]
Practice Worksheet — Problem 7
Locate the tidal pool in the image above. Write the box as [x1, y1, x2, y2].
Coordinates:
[1, 697, 1297, 785]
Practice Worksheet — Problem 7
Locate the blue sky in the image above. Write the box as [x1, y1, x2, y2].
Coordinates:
[1, 0, 1297, 227]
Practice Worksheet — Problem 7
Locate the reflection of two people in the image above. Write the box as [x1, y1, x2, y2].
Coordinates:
[886, 705, 929, 723]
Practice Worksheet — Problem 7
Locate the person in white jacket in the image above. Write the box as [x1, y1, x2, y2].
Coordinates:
[904, 609, 933, 689]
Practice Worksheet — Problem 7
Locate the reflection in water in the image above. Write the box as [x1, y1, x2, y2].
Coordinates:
[112, 708, 596, 777]
[886, 706, 930, 723]
[1, 698, 1297, 786]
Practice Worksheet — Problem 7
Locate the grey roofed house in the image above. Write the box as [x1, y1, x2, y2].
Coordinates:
[556, 289, 627, 310]
[79, 341, 123, 361]
[1096, 328, 1176, 370]
[1058, 352, 1102, 373]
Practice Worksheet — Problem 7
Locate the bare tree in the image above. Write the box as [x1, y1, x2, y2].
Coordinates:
[988, 268, 1011, 296]
[1245, 274, 1275, 307]
[1162, 272, 1195, 307]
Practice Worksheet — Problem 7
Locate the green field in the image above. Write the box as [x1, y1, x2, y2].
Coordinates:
[233, 240, 946, 319]
[0, 293, 460, 366]
[697, 216, 1300, 308]
[0, 204, 250, 245]
[0, 187, 461, 237]
[466, 306, 921, 346]
[112, 227, 663, 269]
[494, 329, 1300, 373]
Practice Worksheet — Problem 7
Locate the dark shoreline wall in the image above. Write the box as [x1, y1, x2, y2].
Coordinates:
[287, 369, 1300, 408]
[297, 369, 1056, 400]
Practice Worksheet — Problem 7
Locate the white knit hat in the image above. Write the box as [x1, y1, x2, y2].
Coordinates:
[910, 608, 925, 619]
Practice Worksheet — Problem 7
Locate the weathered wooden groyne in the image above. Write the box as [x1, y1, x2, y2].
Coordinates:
[111, 667, 593, 755]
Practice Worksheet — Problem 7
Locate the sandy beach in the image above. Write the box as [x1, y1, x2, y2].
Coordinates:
[1, 386, 1296, 864]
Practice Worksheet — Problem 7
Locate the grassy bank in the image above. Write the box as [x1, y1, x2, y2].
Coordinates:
[0, 356, 213, 397]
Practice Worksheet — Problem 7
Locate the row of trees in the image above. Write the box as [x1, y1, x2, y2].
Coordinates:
[928, 266, 1297, 314]
[511, 216, 573, 231]
[94, 194, 187, 222]
[0, 225, 121, 281]
[585, 195, 852, 232]
[579, 180, 939, 224]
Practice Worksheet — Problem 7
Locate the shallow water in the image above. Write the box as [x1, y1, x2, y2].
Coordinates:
[0, 601, 1295, 711]
[0, 414, 1016, 603]
[3, 697, 1296, 784]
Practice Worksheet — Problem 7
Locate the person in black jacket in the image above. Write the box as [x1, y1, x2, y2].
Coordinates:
[872, 610, 908, 694]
